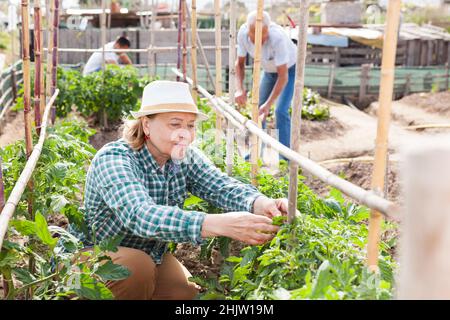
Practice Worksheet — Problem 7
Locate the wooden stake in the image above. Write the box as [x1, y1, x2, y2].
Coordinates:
[34, 0, 42, 135]
[397, 145, 450, 299]
[359, 64, 371, 105]
[0, 157, 7, 299]
[181, 0, 187, 82]
[214, 0, 222, 146]
[39, 7, 45, 119]
[10, 5, 17, 64]
[21, 0, 33, 158]
[367, 0, 402, 273]
[0, 158, 4, 212]
[250, 0, 264, 185]
[45, 0, 54, 107]
[445, 62, 449, 90]
[190, 0, 198, 101]
[176, 0, 182, 81]
[327, 64, 335, 99]
[50, 0, 59, 124]
[185, 5, 216, 91]
[226, 0, 237, 176]
[149, 0, 157, 77]
[287, 0, 309, 224]
[101, 0, 108, 129]
[20, 0, 35, 300]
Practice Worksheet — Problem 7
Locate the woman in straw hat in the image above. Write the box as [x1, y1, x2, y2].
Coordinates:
[68, 80, 294, 300]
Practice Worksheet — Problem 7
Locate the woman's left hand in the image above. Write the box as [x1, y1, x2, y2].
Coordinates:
[252, 196, 298, 218]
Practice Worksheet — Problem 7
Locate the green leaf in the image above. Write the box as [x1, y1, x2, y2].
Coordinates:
[10, 219, 36, 236]
[272, 216, 287, 226]
[311, 260, 333, 299]
[183, 195, 203, 207]
[76, 274, 114, 300]
[95, 260, 131, 281]
[98, 234, 125, 253]
[50, 194, 69, 213]
[12, 268, 36, 284]
[225, 256, 242, 263]
[0, 250, 20, 268]
[35, 212, 58, 249]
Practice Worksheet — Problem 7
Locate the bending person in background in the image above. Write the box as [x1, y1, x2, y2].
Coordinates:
[83, 36, 132, 76]
[235, 11, 297, 159]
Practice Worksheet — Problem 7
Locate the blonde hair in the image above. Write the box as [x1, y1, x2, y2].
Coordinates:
[122, 115, 154, 151]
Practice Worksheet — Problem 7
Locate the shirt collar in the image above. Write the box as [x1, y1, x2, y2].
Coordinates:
[137, 145, 180, 177]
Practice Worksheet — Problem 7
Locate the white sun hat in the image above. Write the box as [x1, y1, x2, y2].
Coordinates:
[130, 80, 208, 121]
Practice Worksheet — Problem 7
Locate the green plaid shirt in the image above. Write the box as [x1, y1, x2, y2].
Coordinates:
[69, 139, 262, 264]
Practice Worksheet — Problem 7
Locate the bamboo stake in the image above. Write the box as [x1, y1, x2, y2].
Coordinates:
[319, 156, 399, 166]
[226, 0, 237, 176]
[181, 0, 187, 81]
[250, 0, 264, 185]
[149, 0, 157, 77]
[21, 0, 33, 158]
[10, 4, 17, 65]
[39, 5, 45, 119]
[0, 157, 6, 298]
[367, 0, 402, 273]
[45, 0, 54, 106]
[101, 0, 108, 129]
[190, 0, 198, 101]
[0, 160, 4, 211]
[176, 0, 182, 81]
[214, 0, 223, 146]
[20, 0, 35, 300]
[185, 4, 216, 91]
[404, 124, 450, 130]
[34, 0, 42, 135]
[47, 46, 225, 53]
[50, 0, 59, 124]
[287, 0, 309, 224]
[0, 90, 59, 253]
[173, 68, 397, 217]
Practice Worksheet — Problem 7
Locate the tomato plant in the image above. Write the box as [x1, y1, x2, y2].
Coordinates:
[0, 119, 130, 299]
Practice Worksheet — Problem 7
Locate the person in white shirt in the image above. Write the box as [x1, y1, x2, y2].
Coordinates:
[235, 11, 297, 159]
[83, 36, 132, 76]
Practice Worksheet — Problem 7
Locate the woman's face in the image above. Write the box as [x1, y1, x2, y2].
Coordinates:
[143, 112, 197, 160]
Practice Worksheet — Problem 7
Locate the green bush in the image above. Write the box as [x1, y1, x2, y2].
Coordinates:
[0, 119, 130, 299]
[14, 65, 156, 123]
[189, 158, 397, 300]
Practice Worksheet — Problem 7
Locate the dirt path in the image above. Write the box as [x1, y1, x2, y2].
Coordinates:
[0, 110, 25, 148]
[297, 103, 450, 163]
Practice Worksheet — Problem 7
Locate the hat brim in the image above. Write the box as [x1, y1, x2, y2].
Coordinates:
[130, 109, 209, 121]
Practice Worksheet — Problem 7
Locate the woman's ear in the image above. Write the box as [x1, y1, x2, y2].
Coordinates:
[141, 117, 151, 136]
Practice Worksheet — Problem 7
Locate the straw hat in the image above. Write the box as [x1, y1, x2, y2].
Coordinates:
[130, 80, 208, 121]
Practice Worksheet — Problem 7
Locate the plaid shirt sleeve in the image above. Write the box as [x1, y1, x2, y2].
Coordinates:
[94, 150, 206, 245]
[186, 147, 263, 212]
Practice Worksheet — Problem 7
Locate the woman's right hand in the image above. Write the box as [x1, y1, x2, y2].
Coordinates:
[201, 212, 280, 245]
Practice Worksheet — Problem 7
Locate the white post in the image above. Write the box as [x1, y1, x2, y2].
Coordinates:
[397, 145, 450, 299]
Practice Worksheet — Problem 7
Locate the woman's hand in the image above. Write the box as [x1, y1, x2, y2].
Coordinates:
[201, 212, 279, 246]
[252, 196, 299, 218]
